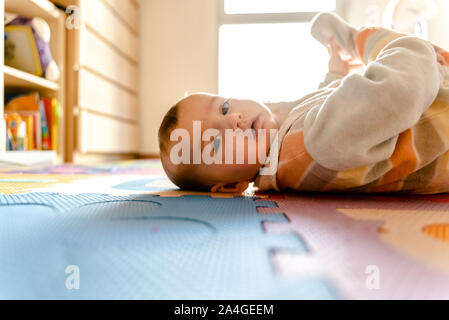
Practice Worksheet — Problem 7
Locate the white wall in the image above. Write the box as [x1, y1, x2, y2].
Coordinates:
[341, 0, 390, 25]
[138, 0, 218, 155]
[343, 0, 449, 49]
[427, 0, 449, 49]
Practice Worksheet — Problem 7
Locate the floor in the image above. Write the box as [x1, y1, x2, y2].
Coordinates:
[1, 159, 448, 299]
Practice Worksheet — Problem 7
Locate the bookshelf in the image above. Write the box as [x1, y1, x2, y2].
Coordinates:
[1, 0, 65, 165]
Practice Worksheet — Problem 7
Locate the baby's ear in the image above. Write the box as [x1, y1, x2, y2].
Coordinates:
[211, 181, 249, 193]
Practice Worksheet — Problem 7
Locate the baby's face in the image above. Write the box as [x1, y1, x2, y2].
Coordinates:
[168, 93, 280, 187]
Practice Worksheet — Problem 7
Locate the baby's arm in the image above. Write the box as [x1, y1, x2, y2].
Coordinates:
[303, 35, 440, 171]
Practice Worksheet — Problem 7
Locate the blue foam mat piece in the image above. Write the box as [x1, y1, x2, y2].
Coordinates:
[0, 193, 338, 299]
[113, 178, 175, 191]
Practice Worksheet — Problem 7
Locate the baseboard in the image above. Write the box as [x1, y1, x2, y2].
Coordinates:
[137, 153, 160, 159]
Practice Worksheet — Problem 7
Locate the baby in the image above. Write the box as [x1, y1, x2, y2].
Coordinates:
[159, 12, 449, 194]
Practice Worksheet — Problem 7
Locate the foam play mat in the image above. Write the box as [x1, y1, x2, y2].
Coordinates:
[1, 159, 449, 299]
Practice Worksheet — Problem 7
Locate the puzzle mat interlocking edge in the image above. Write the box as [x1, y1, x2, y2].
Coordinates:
[1, 159, 449, 299]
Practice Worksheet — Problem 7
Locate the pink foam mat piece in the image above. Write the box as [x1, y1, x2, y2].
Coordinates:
[257, 193, 449, 299]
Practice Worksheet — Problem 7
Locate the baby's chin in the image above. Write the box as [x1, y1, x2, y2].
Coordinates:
[263, 118, 280, 131]
[261, 117, 280, 143]
[229, 163, 262, 181]
[258, 111, 280, 131]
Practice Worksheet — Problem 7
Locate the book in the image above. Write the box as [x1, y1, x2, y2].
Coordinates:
[42, 97, 53, 150]
[23, 115, 34, 150]
[34, 113, 42, 150]
[5, 113, 27, 151]
[5, 110, 41, 151]
[4, 92, 59, 152]
[51, 98, 60, 151]
[39, 99, 51, 150]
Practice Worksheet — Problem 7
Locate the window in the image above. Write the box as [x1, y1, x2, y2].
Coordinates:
[224, 0, 336, 14]
[218, 0, 338, 102]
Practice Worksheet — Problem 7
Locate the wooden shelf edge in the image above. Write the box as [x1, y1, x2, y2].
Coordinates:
[5, 0, 62, 20]
[4, 65, 60, 91]
[31, 0, 61, 19]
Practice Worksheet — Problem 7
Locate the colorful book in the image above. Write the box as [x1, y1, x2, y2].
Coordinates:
[34, 113, 42, 150]
[39, 99, 51, 150]
[42, 97, 53, 150]
[6, 128, 13, 151]
[5, 113, 27, 151]
[4, 92, 59, 152]
[51, 98, 60, 152]
[23, 115, 34, 150]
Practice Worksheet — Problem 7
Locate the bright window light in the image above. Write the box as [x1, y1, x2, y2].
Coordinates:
[224, 0, 336, 14]
[219, 23, 329, 102]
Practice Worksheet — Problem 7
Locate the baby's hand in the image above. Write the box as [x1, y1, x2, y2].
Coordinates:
[327, 37, 362, 76]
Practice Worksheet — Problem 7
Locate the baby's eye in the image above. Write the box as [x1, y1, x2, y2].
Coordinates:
[213, 135, 221, 153]
[222, 100, 230, 115]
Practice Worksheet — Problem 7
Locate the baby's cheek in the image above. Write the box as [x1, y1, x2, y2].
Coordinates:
[220, 132, 265, 168]
[236, 134, 260, 165]
[219, 134, 244, 164]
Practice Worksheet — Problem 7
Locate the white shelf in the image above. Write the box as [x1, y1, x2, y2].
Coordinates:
[0, 150, 57, 166]
[4, 65, 59, 91]
[5, 0, 61, 21]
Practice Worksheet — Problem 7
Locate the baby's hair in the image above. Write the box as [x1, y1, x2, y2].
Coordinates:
[158, 101, 213, 191]
[158, 102, 179, 155]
